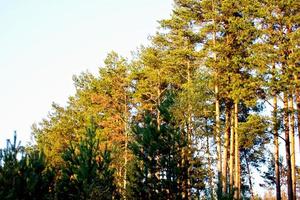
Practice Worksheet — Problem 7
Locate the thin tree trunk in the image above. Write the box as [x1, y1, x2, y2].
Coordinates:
[181, 147, 186, 199]
[157, 88, 161, 132]
[289, 95, 296, 200]
[297, 90, 300, 170]
[180, 61, 193, 200]
[212, 3, 222, 195]
[123, 94, 128, 200]
[244, 152, 254, 200]
[187, 61, 192, 200]
[284, 92, 293, 200]
[123, 146, 127, 198]
[215, 85, 222, 199]
[234, 102, 240, 199]
[206, 115, 214, 199]
[294, 74, 300, 199]
[297, 93, 300, 198]
[229, 107, 235, 195]
[273, 95, 281, 200]
[157, 90, 161, 188]
[155, 72, 162, 195]
[187, 115, 192, 200]
[222, 102, 231, 194]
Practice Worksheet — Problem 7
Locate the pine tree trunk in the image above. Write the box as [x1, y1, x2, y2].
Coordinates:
[273, 95, 281, 200]
[157, 85, 161, 131]
[212, 6, 222, 195]
[284, 92, 293, 200]
[156, 85, 161, 190]
[180, 61, 192, 200]
[289, 95, 296, 200]
[187, 61, 192, 200]
[215, 85, 222, 199]
[294, 74, 300, 199]
[244, 152, 254, 200]
[206, 115, 214, 200]
[123, 93, 128, 200]
[234, 102, 240, 200]
[181, 147, 186, 199]
[222, 102, 231, 195]
[297, 90, 300, 173]
[229, 107, 235, 195]
[124, 123, 128, 199]
[180, 122, 187, 200]
[187, 116, 192, 200]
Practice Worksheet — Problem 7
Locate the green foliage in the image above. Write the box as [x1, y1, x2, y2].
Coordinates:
[239, 113, 270, 198]
[128, 93, 206, 199]
[0, 134, 55, 200]
[55, 122, 117, 200]
[32, 52, 132, 194]
[129, 95, 184, 199]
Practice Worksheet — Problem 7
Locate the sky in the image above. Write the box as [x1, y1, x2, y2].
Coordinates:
[0, 0, 173, 147]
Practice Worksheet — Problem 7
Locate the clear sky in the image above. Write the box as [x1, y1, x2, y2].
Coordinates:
[0, 0, 173, 147]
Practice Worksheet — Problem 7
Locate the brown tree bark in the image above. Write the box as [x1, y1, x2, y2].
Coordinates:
[212, 4, 221, 195]
[215, 84, 222, 198]
[297, 92, 300, 198]
[294, 74, 300, 200]
[284, 92, 293, 200]
[234, 102, 240, 199]
[289, 95, 296, 200]
[187, 61, 192, 199]
[205, 115, 214, 200]
[297, 90, 300, 170]
[154, 72, 162, 197]
[273, 95, 281, 200]
[123, 94, 128, 200]
[244, 152, 254, 200]
[229, 107, 235, 195]
[222, 102, 231, 194]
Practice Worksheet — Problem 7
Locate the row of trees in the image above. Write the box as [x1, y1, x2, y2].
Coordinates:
[0, 126, 116, 200]
[1, 0, 299, 199]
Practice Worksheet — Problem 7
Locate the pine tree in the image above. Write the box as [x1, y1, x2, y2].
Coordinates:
[33, 52, 132, 196]
[0, 133, 55, 200]
[91, 52, 132, 197]
[239, 113, 270, 198]
[157, 1, 211, 197]
[56, 121, 117, 200]
[129, 93, 204, 199]
[199, 0, 261, 198]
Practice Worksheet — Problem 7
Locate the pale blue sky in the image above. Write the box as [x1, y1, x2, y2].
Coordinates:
[0, 0, 173, 147]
